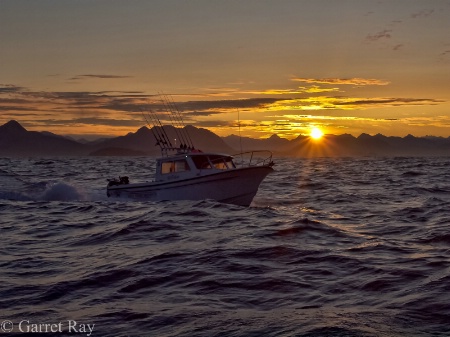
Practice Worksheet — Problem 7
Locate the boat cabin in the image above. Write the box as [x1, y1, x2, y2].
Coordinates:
[155, 153, 236, 182]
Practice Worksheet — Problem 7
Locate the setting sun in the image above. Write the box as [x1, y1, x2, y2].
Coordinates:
[310, 127, 324, 140]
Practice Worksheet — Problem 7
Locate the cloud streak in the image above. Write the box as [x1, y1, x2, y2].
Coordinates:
[268, 96, 444, 111]
[366, 29, 392, 42]
[1, 86, 443, 118]
[69, 74, 133, 81]
[411, 9, 434, 19]
[0, 84, 25, 93]
[0, 82, 446, 138]
[291, 78, 390, 86]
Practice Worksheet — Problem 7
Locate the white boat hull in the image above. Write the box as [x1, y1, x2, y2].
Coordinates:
[107, 165, 273, 206]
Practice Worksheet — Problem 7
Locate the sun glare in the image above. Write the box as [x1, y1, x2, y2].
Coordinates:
[310, 127, 324, 140]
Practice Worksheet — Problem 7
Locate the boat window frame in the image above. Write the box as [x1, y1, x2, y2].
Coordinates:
[224, 156, 236, 169]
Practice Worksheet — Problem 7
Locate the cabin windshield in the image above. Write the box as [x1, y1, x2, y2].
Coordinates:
[161, 159, 190, 174]
[192, 155, 235, 170]
[191, 155, 211, 169]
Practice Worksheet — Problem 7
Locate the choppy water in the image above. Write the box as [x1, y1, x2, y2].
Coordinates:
[1, 156, 450, 337]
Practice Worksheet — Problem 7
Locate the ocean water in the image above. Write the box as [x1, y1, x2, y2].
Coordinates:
[1, 156, 450, 337]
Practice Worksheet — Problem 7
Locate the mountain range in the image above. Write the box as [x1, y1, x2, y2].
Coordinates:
[0, 120, 449, 157]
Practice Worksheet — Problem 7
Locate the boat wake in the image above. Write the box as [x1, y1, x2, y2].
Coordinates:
[40, 182, 87, 201]
[0, 174, 91, 202]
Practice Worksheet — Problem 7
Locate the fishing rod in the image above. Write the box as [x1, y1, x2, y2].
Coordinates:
[144, 100, 173, 149]
[150, 109, 173, 148]
[141, 107, 166, 149]
[237, 108, 244, 165]
[161, 94, 186, 145]
[166, 94, 194, 148]
[159, 93, 187, 148]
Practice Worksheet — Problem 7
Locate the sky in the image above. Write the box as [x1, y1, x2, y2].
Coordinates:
[1, 0, 450, 140]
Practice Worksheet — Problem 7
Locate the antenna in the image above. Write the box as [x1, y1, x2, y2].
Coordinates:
[237, 109, 244, 164]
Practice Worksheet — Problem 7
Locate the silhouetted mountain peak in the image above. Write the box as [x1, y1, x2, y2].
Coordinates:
[339, 133, 356, 140]
[0, 120, 85, 156]
[0, 120, 27, 133]
[374, 133, 387, 139]
[136, 126, 151, 135]
[357, 133, 371, 140]
[405, 134, 416, 140]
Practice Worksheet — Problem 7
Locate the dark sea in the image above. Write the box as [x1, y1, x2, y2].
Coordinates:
[1, 156, 450, 337]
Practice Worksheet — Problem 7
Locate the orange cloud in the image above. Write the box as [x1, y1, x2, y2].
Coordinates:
[301, 86, 341, 93]
[291, 77, 390, 86]
[243, 88, 305, 95]
[266, 96, 443, 112]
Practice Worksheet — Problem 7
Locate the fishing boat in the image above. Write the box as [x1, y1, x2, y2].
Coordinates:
[106, 96, 274, 206]
[107, 148, 274, 206]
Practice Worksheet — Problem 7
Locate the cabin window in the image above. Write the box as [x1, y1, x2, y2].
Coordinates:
[161, 159, 190, 174]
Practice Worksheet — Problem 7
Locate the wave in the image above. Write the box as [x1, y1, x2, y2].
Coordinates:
[2, 156, 450, 336]
[401, 170, 426, 177]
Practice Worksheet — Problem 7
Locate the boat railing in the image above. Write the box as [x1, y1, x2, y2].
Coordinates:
[160, 147, 274, 169]
[232, 150, 274, 168]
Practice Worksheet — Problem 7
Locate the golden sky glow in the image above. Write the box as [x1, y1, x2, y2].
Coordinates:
[1, 1, 450, 140]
